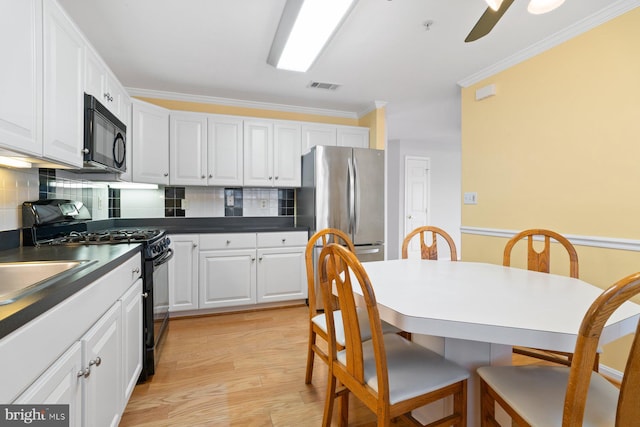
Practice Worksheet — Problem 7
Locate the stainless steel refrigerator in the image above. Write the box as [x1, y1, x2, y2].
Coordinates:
[297, 146, 385, 309]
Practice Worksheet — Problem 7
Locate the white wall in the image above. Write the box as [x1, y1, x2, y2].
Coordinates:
[386, 137, 461, 259]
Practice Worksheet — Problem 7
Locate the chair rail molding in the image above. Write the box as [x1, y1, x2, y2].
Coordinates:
[460, 226, 640, 252]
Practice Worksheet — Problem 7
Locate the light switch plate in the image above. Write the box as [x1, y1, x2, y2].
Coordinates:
[464, 192, 477, 205]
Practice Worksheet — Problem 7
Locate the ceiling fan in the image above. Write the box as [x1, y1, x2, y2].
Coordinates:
[465, 0, 566, 42]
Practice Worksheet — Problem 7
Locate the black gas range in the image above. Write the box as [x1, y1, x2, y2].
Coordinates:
[22, 199, 171, 382]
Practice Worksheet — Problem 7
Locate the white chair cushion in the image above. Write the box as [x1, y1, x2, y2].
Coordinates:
[477, 365, 618, 427]
[337, 333, 469, 405]
[312, 307, 401, 346]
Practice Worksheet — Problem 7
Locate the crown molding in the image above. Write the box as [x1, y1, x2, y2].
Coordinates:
[125, 87, 360, 119]
[458, 0, 640, 88]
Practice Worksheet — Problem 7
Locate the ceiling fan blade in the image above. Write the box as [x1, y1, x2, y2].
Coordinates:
[465, 0, 516, 43]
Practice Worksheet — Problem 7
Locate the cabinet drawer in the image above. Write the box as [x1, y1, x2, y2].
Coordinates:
[199, 233, 257, 250]
[257, 231, 308, 248]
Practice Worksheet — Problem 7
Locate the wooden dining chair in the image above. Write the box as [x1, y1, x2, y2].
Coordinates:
[401, 226, 457, 261]
[304, 228, 400, 384]
[503, 228, 594, 369]
[477, 271, 640, 427]
[318, 243, 469, 426]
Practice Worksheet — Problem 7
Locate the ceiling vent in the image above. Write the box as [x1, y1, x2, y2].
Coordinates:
[308, 81, 340, 91]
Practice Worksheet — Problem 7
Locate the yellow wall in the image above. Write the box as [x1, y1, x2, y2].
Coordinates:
[461, 8, 640, 371]
[136, 97, 386, 149]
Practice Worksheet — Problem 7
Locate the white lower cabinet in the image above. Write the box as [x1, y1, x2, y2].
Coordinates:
[82, 302, 122, 427]
[199, 248, 256, 309]
[5, 254, 143, 427]
[168, 234, 200, 312]
[14, 342, 83, 426]
[169, 231, 307, 314]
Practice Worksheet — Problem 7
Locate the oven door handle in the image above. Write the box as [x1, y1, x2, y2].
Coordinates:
[153, 248, 174, 267]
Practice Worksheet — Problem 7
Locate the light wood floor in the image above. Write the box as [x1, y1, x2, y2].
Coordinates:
[120, 305, 551, 426]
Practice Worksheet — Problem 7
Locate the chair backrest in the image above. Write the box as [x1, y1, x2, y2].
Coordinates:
[503, 228, 579, 278]
[305, 228, 355, 318]
[563, 271, 640, 426]
[401, 226, 457, 261]
[318, 243, 390, 405]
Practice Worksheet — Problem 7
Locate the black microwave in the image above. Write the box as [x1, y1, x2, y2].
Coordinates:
[84, 93, 127, 173]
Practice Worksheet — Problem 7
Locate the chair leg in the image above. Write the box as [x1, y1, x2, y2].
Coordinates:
[322, 373, 337, 427]
[305, 326, 316, 384]
[338, 390, 349, 427]
[480, 379, 500, 427]
[455, 380, 467, 427]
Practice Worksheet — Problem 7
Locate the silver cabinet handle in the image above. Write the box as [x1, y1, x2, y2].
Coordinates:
[192, 243, 198, 248]
[226, 240, 231, 245]
[82, 148, 90, 154]
[89, 357, 102, 367]
[258, 256, 263, 262]
[275, 176, 279, 180]
[142, 292, 149, 298]
[77, 368, 90, 378]
[268, 176, 273, 180]
[208, 174, 213, 178]
[251, 257, 256, 262]
[164, 173, 169, 177]
[132, 267, 140, 274]
[201, 175, 205, 179]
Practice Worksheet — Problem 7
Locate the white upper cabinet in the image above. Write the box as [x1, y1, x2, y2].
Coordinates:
[0, 0, 42, 157]
[132, 99, 170, 185]
[207, 116, 244, 186]
[337, 126, 370, 149]
[301, 123, 337, 154]
[42, 0, 85, 168]
[170, 112, 208, 186]
[84, 45, 126, 123]
[244, 120, 301, 187]
[243, 120, 274, 187]
[273, 122, 301, 187]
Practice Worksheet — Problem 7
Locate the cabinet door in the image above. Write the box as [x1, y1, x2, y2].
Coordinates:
[43, 0, 84, 168]
[170, 113, 207, 186]
[199, 249, 256, 309]
[169, 234, 199, 312]
[257, 247, 306, 303]
[84, 46, 104, 103]
[14, 341, 83, 427]
[337, 126, 370, 149]
[83, 302, 122, 427]
[301, 123, 336, 154]
[0, 0, 42, 156]
[119, 97, 133, 182]
[132, 100, 170, 184]
[207, 116, 244, 186]
[273, 122, 301, 187]
[243, 120, 273, 187]
[120, 279, 142, 407]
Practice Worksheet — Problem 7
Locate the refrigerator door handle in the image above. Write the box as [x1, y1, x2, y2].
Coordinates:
[347, 156, 355, 234]
[353, 155, 359, 235]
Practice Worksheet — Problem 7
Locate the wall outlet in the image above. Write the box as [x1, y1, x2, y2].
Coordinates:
[464, 192, 478, 205]
[260, 199, 267, 209]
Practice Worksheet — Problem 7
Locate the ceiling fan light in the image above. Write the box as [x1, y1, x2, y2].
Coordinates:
[527, 0, 565, 15]
[484, 0, 504, 11]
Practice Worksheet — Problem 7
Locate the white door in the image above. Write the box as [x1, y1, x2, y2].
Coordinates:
[243, 120, 273, 186]
[168, 235, 199, 312]
[273, 122, 301, 187]
[82, 303, 122, 427]
[199, 249, 256, 309]
[403, 156, 430, 258]
[207, 116, 244, 186]
[14, 342, 83, 427]
[120, 279, 142, 407]
[256, 247, 306, 303]
[170, 113, 207, 186]
[132, 100, 170, 184]
[43, 0, 84, 167]
[0, 0, 42, 157]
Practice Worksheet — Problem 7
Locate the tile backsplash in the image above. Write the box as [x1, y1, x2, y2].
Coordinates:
[0, 166, 296, 232]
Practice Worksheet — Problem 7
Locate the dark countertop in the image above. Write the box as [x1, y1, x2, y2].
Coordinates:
[0, 244, 142, 340]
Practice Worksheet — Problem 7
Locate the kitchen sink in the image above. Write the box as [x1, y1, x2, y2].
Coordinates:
[0, 260, 94, 305]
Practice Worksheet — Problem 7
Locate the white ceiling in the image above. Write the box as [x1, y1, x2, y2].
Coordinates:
[58, 0, 634, 140]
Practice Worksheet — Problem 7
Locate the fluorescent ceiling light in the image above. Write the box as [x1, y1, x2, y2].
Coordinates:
[528, 0, 565, 14]
[268, 0, 357, 72]
[0, 156, 32, 168]
[484, 0, 504, 11]
[109, 182, 159, 190]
